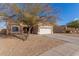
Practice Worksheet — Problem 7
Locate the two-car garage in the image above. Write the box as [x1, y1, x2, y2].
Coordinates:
[38, 26, 53, 34]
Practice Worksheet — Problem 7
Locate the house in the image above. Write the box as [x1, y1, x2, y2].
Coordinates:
[0, 16, 53, 35]
[53, 25, 66, 33]
[6, 16, 28, 34]
[65, 27, 79, 34]
[0, 16, 7, 34]
[53, 25, 79, 34]
[38, 16, 54, 34]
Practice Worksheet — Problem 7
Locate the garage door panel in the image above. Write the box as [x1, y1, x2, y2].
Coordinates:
[38, 28, 52, 34]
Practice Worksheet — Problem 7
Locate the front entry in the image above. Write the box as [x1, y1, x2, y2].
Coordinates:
[23, 27, 27, 33]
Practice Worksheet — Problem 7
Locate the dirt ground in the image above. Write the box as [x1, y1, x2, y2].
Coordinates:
[0, 34, 64, 56]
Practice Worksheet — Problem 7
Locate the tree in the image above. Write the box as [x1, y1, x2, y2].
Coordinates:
[10, 4, 59, 40]
[67, 20, 79, 28]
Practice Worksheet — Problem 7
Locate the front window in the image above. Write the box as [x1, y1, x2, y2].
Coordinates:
[12, 26, 19, 32]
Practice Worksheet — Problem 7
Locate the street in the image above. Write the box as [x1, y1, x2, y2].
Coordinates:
[40, 34, 79, 56]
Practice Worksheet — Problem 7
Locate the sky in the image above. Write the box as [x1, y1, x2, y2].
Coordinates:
[0, 3, 79, 29]
[18, 3, 79, 25]
[49, 3, 79, 25]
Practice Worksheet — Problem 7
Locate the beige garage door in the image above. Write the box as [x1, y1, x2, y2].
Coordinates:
[38, 26, 53, 34]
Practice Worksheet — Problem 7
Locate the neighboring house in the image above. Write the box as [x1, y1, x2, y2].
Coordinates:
[66, 27, 79, 34]
[53, 25, 66, 33]
[53, 25, 79, 34]
[0, 16, 7, 34]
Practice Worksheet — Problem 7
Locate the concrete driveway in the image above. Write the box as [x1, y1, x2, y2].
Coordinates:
[40, 34, 79, 56]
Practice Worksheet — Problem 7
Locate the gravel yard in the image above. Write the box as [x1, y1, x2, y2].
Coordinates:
[0, 34, 64, 56]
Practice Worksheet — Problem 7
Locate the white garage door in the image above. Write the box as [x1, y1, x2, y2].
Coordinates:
[38, 26, 53, 34]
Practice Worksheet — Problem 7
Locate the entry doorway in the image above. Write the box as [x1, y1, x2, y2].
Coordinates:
[23, 27, 27, 33]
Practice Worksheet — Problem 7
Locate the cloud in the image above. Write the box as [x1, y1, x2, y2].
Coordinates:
[73, 18, 79, 21]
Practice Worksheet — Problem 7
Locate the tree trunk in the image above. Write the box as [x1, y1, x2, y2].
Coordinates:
[25, 26, 32, 40]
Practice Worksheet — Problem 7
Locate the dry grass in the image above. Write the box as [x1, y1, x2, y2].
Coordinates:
[0, 34, 64, 56]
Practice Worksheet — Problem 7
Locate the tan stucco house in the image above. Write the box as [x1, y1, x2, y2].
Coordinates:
[0, 16, 53, 35]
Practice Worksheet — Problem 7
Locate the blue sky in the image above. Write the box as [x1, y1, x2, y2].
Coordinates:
[0, 3, 79, 29]
[49, 3, 79, 25]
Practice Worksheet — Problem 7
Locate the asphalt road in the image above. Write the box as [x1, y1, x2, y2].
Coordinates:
[40, 34, 79, 56]
[44, 34, 79, 45]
